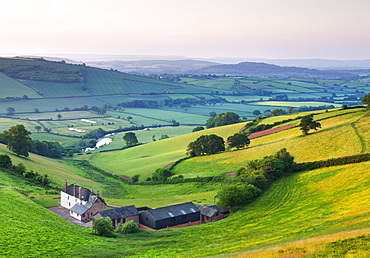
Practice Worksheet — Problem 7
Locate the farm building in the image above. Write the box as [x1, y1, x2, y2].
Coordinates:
[95, 205, 139, 229]
[139, 202, 200, 230]
[194, 203, 228, 223]
[60, 181, 106, 221]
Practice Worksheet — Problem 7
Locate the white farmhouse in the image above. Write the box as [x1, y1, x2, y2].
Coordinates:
[61, 181, 106, 221]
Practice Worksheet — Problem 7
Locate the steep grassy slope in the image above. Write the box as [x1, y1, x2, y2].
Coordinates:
[0, 188, 98, 257]
[72, 161, 370, 257]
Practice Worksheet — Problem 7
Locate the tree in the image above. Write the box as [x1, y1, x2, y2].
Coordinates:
[6, 107, 15, 115]
[287, 107, 294, 114]
[132, 174, 140, 183]
[192, 126, 204, 132]
[252, 110, 261, 116]
[2, 125, 32, 157]
[270, 109, 283, 116]
[123, 132, 138, 146]
[0, 154, 12, 169]
[187, 134, 225, 156]
[217, 183, 261, 209]
[127, 116, 133, 122]
[34, 108, 40, 113]
[205, 112, 240, 128]
[362, 93, 370, 109]
[298, 114, 321, 135]
[116, 220, 139, 234]
[227, 133, 250, 150]
[209, 111, 217, 117]
[34, 126, 42, 132]
[57, 114, 62, 120]
[151, 168, 173, 182]
[160, 135, 169, 140]
[93, 217, 114, 236]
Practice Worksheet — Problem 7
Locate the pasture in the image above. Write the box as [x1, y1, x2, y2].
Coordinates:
[0, 72, 41, 99]
[84, 122, 244, 179]
[172, 109, 368, 176]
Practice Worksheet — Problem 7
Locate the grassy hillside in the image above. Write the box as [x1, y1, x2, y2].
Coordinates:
[2, 152, 369, 257]
[73, 161, 370, 257]
[84, 122, 244, 179]
[1, 106, 370, 257]
[172, 107, 370, 176]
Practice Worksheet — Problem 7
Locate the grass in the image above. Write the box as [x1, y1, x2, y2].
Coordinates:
[83, 122, 244, 179]
[252, 100, 341, 108]
[73, 161, 370, 257]
[172, 109, 368, 176]
[0, 72, 41, 98]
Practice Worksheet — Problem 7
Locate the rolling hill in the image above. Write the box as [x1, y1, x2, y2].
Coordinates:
[1, 106, 370, 256]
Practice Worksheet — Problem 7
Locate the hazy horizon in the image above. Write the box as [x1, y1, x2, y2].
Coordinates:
[2, 0, 370, 60]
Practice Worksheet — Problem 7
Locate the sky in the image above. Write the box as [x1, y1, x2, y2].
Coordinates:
[1, 0, 370, 60]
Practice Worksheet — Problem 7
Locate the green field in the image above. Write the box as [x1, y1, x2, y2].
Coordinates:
[84, 122, 244, 179]
[172, 108, 369, 176]
[0, 72, 41, 98]
[2, 159, 369, 257]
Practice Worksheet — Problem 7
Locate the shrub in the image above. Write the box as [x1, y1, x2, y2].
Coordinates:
[93, 217, 114, 236]
[116, 220, 139, 234]
[217, 183, 261, 209]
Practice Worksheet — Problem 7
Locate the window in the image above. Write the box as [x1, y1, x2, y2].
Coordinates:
[67, 196, 69, 200]
[69, 202, 70, 207]
[216, 212, 219, 216]
[117, 218, 121, 223]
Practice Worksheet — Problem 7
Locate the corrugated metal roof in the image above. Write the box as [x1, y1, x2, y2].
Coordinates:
[99, 205, 139, 220]
[147, 202, 200, 220]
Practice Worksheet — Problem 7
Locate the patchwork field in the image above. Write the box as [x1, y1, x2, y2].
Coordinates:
[172, 108, 369, 176]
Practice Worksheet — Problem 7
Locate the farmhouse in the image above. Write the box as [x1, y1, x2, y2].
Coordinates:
[194, 203, 228, 223]
[60, 181, 106, 221]
[139, 202, 200, 230]
[95, 205, 139, 229]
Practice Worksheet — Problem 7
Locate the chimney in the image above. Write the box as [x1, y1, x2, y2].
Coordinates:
[96, 191, 100, 198]
[64, 180, 68, 192]
[79, 186, 82, 200]
[73, 183, 77, 197]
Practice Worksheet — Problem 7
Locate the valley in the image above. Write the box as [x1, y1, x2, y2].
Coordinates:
[0, 57, 369, 257]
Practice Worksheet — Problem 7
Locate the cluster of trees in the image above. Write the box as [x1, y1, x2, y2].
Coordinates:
[90, 106, 107, 115]
[0, 154, 50, 186]
[187, 132, 250, 157]
[0, 62, 83, 83]
[117, 97, 227, 109]
[146, 168, 174, 182]
[218, 148, 295, 209]
[83, 128, 106, 139]
[0, 125, 65, 158]
[205, 112, 241, 128]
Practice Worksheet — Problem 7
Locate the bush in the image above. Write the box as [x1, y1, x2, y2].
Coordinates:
[93, 217, 114, 236]
[217, 183, 261, 209]
[116, 220, 139, 234]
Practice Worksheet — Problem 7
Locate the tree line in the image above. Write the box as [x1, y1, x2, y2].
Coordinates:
[0, 154, 51, 187]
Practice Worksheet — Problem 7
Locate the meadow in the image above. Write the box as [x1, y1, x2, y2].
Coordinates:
[83, 122, 243, 179]
[172, 108, 369, 176]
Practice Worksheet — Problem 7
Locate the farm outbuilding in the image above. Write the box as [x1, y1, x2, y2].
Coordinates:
[95, 205, 139, 229]
[139, 202, 200, 230]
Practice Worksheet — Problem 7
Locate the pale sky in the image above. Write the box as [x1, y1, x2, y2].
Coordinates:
[1, 0, 370, 59]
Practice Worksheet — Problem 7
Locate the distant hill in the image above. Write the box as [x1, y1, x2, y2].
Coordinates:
[194, 61, 351, 79]
[85, 59, 219, 74]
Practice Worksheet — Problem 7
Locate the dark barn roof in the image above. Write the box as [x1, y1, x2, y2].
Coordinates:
[207, 204, 228, 213]
[194, 203, 217, 217]
[148, 202, 200, 221]
[99, 205, 139, 219]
